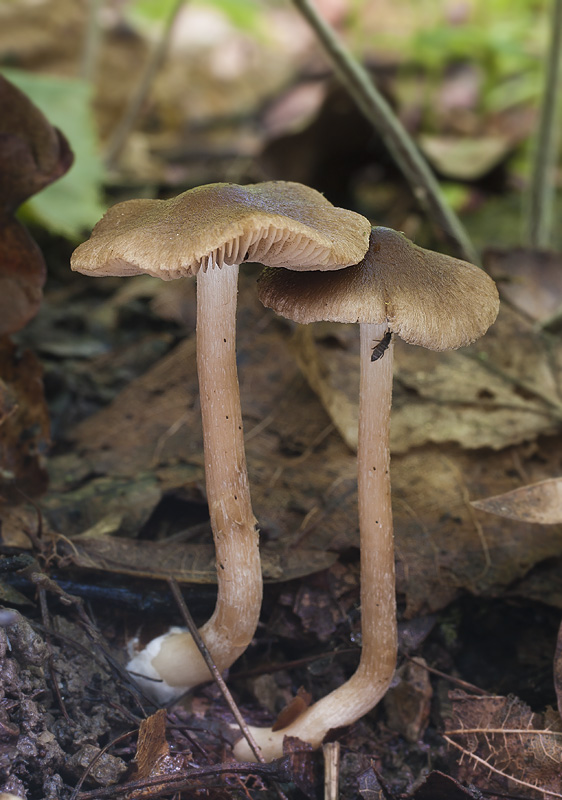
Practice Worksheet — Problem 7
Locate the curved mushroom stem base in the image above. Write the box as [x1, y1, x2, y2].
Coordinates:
[127, 265, 262, 703]
[234, 322, 397, 761]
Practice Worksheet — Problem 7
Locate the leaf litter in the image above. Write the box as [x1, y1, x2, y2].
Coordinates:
[2, 12, 562, 795]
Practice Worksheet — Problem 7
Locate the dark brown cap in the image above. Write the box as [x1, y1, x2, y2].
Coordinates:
[71, 182, 371, 280]
[257, 227, 500, 350]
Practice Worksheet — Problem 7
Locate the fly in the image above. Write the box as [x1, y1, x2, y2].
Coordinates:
[371, 329, 392, 362]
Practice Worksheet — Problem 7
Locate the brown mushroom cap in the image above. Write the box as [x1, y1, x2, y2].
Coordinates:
[258, 226, 500, 350]
[70, 182, 371, 280]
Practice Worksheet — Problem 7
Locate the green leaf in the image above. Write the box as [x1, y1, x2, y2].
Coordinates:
[3, 68, 106, 240]
[129, 0, 262, 34]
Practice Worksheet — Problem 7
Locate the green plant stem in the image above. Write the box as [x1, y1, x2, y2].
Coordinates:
[291, 0, 480, 266]
[81, 0, 103, 82]
[528, 0, 562, 249]
[104, 0, 185, 169]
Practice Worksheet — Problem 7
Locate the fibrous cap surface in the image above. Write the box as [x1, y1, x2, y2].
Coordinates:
[70, 182, 371, 280]
[258, 227, 500, 350]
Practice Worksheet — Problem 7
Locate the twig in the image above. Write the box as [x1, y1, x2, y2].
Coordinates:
[444, 735, 562, 799]
[104, 0, 186, 169]
[528, 0, 562, 249]
[403, 654, 491, 696]
[37, 587, 72, 724]
[323, 741, 340, 800]
[166, 579, 262, 759]
[166, 578, 290, 800]
[70, 730, 137, 800]
[231, 647, 357, 680]
[81, 0, 103, 82]
[77, 760, 297, 799]
[291, 0, 480, 266]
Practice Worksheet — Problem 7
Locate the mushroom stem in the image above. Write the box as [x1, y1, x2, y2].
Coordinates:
[149, 264, 262, 695]
[233, 321, 397, 761]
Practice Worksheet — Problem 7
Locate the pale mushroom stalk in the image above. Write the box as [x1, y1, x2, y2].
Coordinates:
[238, 226, 500, 761]
[233, 322, 397, 761]
[148, 263, 261, 692]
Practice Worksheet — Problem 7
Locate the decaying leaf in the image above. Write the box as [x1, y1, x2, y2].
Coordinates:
[471, 477, 562, 524]
[0, 219, 46, 337]
[486, 247, 562, 325]
[61, 275, 562, 617]
[445, 690, 562, 798]
[292, 302, 562, 453]
[60, 536, 337, 584]
[383, 657, 432, 743]
[410, 770, 481, 800]
[0, 338, 50, 499]
[0, 74, 73, 336]
[419, 134, 513, 180]
[0, 74, 73, 211]
[129, 709, 191, 790]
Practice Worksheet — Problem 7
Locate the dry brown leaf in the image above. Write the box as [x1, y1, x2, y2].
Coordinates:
[0, 219, 46, 337]
[486, 248, 562, 324]
[293, 302, 562, 453]
[129, 709, 192, 794]
[445, 690, 562, 798]
[471, 478, 562, 524]
[0, 338, 50, 499]
[410, 770, 483, 800]
[0, 75, 73, 211]
[62, 275, 562, 616]
[383, 657, 432, 742]
[61, 537, 337, 584]
[0, 75, 72, 335]
[130, 709, 170, 780]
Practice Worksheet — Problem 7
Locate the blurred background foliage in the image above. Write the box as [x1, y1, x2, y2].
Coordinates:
[0, 0, 559, 249]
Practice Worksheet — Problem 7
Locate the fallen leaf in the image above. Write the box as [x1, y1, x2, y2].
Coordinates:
[129, 708, 191, 789]
[485, 247, 562, 325]
[0, 75, 72, 335]
[445, 690, 562, 798]
[0, 74, 73, 211]
[358, 767, 387, 800]
[131, 709, 170, 780]
[471, 478, 562, 524]
[419, 134, 512, 180]
[411, 770, 479, 800]
[61, 537, 337, 584]
[61, 274, 562, 617]
[0, 338, 50, 499]
[0, 218, 46, 337]
[383, 657, 432, 742]
[292, 302, 562, 453]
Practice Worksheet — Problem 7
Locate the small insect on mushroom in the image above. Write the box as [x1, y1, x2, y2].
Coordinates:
[371, 329, 392, 362]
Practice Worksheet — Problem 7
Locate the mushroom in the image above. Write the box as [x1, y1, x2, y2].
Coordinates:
[70, 182, 371, 703]
[233, 226, 499, 760]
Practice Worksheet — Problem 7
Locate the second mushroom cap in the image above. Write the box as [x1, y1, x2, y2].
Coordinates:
[257, 226, 500, 350]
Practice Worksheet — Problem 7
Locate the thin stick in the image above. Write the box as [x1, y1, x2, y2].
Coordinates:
[166, 578, 263, 759]
[166, 579, 290, 800]
[81, 0, 103, 82]
[291, 0, 480, 266]
[323, 741, 340, 800]
[403, 654, 491, 696]
[104, 0, 185, 169]
[70, 730, 137, 800]
[528, 0, 562, 249]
